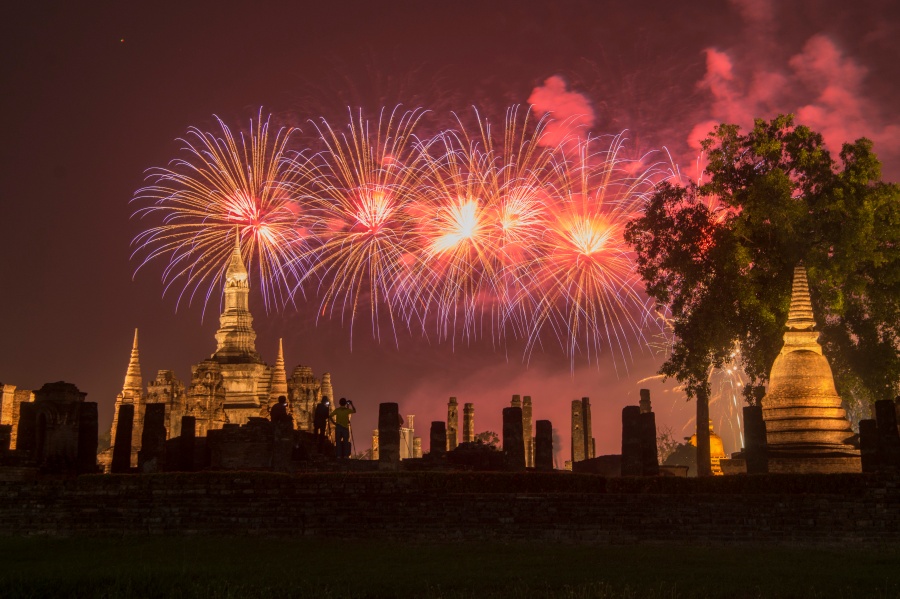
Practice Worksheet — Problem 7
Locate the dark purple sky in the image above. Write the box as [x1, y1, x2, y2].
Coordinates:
[2, 0, 898, 459]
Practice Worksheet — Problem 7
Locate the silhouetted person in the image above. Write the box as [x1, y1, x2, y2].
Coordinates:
[330, 397, 356, 458]
[270, 396, 292, 429]
[314, 396, 331, 449]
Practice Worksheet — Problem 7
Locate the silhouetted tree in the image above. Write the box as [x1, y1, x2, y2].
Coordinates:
[625, 115, 900, 475]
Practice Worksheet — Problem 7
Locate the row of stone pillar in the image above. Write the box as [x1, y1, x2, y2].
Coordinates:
[111, 403, 196, 473]
[446, 397, 478, 448]
[570, 390, 662, 476]
[378, 401, 554, 470]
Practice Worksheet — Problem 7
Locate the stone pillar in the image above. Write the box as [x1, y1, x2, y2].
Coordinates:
[430, 421, 447, 456]
[743, 405, 768, 474]
[378, 403, 401, 466]
[0, 425, 10, 452]
[582, 397, 594, 458]
[859, 419, 879, 473]
[463, 403, 475, 443]
[447, 397, 459, 451]
[371, 429, 379, 460]
[534, 419, 553, 471]
[15, 403, 37, 454]
[179, 416, 196, 471]
[571, 399, 585, 463]
[503, 407, 525, 470]
[621, 406, 642, 476]
[76, 402, 98, 474]
[111, 404, 134, 474]
[138, 403, 167, 472]
[695, 388, 712, 477]
[875, 399, 900, 467]
[522, 396, 533, 468]
[895, 396, 900, 430]
[639, 389, 652, 413]
[639, 410, 659, 476]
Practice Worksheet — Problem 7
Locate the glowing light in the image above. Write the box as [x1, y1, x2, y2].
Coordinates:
[134, 105, 669, 368]
[131, 111, 306, 312]
[431, 198, 485, 254]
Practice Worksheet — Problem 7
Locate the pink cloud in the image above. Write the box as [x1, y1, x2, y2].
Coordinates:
[528, 75, 596, 149]
[790, 35, 900, 155]
[727, 0, 774, 29]
[689, 33, 900, 165]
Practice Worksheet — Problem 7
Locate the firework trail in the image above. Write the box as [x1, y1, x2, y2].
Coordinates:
[131, 111, 306, 312]
[286, 106, 428, 345]
[524, 133, 663, 371]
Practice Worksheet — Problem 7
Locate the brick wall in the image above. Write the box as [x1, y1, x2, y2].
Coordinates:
[0, 472, 897, 544]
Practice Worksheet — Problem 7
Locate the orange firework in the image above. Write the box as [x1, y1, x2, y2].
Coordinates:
[132, 111, 306, 311]
[412, 107, 554, 343]
[524, 133, 662, 370]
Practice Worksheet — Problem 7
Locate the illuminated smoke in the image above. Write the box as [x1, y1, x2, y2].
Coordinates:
[527, 75, 596, 150]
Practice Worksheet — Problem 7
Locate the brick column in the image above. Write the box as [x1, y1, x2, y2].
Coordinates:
[111, 404, 134, 474]
[447, 397, 458, 451]
[378, 403, 401, 466]
[430, 421, 447, 456]
[621, 405, 642, 476]
[503, 407, 525, 470]
[534, 419, 553, 471]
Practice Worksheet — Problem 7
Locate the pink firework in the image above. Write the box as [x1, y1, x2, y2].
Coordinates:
[287, 106, 429, 344]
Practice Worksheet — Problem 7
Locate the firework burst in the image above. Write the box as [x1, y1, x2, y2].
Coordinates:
[412, 107, 554, 344]
[133, 105, 669, 370]
[131, 111, 306, 311]
[287, 106, 428, 344]
[524, 133, 662, 370]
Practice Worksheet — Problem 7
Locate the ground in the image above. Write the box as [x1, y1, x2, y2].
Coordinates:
[1, 537, 898, 598]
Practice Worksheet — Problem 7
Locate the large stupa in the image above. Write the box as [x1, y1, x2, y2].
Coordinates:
[761, 265, 860, 473]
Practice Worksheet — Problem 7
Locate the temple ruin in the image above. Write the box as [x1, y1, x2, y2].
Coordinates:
[101, 237, 335, 469]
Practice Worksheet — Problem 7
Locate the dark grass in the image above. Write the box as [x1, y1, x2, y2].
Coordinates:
[1, 536, 899, 598]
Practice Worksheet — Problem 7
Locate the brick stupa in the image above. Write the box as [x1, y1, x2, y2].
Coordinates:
[761, 265, 861, 473]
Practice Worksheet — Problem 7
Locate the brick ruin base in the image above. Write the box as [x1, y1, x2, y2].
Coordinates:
[0, 471, 898, 545]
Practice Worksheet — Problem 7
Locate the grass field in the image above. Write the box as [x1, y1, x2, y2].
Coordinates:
[1, 536, 898, 598]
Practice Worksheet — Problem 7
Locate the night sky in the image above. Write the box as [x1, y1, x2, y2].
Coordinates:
[3, 1, 899, 459]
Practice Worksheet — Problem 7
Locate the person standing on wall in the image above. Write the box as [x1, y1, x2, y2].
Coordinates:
[314, 396, 331, 451]
[270, 395, 292, 428]
[330, 398, 356, 459]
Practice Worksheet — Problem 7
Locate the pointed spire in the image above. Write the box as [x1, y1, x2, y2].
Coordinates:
[214, 227, 259, 361]
[785, 265, 816, 331]
[225, 227, 248, 283]
[123, 328, 143, 394]
[270, 338, 288, 399]
[321, 372, 334, 403]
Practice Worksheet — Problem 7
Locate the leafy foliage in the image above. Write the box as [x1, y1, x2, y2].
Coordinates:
[655, 426, 680, 464]
[474, 431, 500, 448]
[625, 115, 900, 407]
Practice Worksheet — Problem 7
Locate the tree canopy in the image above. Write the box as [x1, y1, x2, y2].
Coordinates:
[624, 115, 900, 413]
